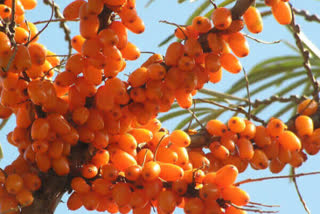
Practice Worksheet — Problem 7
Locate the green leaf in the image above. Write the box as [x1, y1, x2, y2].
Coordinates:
[287, 27, 320, 59]
[199, 88, 248, 102]
[158, 107, 213, 122]
[175, 111, 209, 130]
[0, 144, 3, 161]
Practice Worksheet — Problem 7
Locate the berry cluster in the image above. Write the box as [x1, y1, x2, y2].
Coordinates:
[0, 0, 314, 213]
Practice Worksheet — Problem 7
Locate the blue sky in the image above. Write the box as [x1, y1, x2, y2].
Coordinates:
[1, 0, 320, 213]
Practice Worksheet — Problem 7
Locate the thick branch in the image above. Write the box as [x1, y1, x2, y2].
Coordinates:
[231, 0, 254, 19]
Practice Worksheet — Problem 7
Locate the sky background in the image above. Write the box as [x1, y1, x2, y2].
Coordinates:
[1, 0, 320, 213]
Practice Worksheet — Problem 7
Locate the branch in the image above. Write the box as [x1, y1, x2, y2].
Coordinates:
[293, 7, 320, 23]
[231, 0, 254, 19]
[234, 171, 320, 186]
[291, 168, 311, 214]
[289, 4, 320, 102]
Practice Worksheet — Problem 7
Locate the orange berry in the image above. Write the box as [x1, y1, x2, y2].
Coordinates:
[295, 115, 314, 137]
[278, 131, 301, 151]
[272, 1, 292, 25]
[220, 53, 242, 74]
[67, 192, 83, 210]
[243, 6, 263, 33]
[82, 164, 98, 179]
[266, 118, 286, 137]
[5, 174, 24, 194]
[142, 161, 161, 181]
[228, 116, 246, 133]
[206, 120, 227, 136]
[297, 99, 318, 116]
[215, 164, 238, 187]
[211, 7, 232, 30]
[192, 16, 212, 33]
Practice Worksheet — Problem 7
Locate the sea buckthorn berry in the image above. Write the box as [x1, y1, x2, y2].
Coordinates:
[269, 157, 286, 173]
[221, 186, 250, 206]
[158, 190, 177, 213]
[227, 32, 250, 57]
[266, 118, 286, 137]
[23, 173, 41, 191]
[52, 156, 70, 176]
[99, 28, 119, 46]
[158, 162, 184, 181]
[184, 38, 203, 57]
[207, 33, 225, 54]
[199, 183, 220, 201]
[20, 21, 39, 43]
[109, 21, 128, 49]
[254, 126, 272, 147]
[71, 35, 85, 53]
[137, 148, 154, 165]
[250, 149, 269, 169]
[209, 68, 223, 83]
[63, 0, 86, 20]
[278, 131, 301, 151]
[16, 188, 34, 206]
[28, 43, 47, 65]
[82, 191, 100, 211]
[67, 192, 83, 211]
[104, 0, 126, 6]
[121, 41, 140, 60]
[228, 116, 246, 133]
[0, 32, 11, 55]
[14, 27, 29, 44]
[205, 53, 221, 73]
[192, 16, 212, 33]
[20, 0, 37, 10]
[211, 7, 232, 30]
[175, 26, 189, 40]
[272, 1, 292, 25]
[169, 130, 191, 147]
[80, 15, 99, 39]
[215, 164, 238, 187]
[112, 183, 132, 207]
[142, 161, 161, 181]
[125, 165, 142, 181]
[295, 115, 314, 137]
[5, 173, 24, 194]
[147, 63, 166, 80]
[243, 6, 263, 33]
[297, 99, 318, 116]
[184, 197, 205, 214]
[0, 4, 11, 19]
[82, 163, 98, 179]
[206, 119, 227, 136]
[209, 142, 229, 160]
[101, 164, 119, 181]
[240, 120, 256, 139]
[31, 118, 50, 140]
[220, 52, 242, 74]
[111, 149, 137, 171]
[237, 138, 254, 160]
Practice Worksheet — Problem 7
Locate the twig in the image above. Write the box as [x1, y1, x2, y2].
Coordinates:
[0, 118, 9, 130]
[231, 0, 255, 19]
[33, 18, 80, 25]
[159, 20, 188, 39]
[292, 168, 311, 214]
[196, 98, 266, 125]
[4, 45, 18, 72]
[244, 34, 281, 45]
[229, 202, 279, 213]
[26, 0, 55, 45]
[140, 51, 156, 55]
[289, 3, 320, 102]
[243, 68, 252, 120]
[187, 108, 206, 130]
[9, 0, 16, 36]
[239, 95, 308, 108]
[249, 202, 280, 208]
[43, 0, 72, 57]
[293, 7, 320, 23]
[234, 171, 320, 186]
[209, 0, 217, 9]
